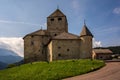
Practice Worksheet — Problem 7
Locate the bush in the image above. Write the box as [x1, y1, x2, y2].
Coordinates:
[7, 64, 16, 68]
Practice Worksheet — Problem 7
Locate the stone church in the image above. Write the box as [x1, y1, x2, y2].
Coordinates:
[23, 9, 93, 63]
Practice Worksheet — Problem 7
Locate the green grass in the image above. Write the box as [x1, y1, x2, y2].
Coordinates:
[0, 59, 105, 80]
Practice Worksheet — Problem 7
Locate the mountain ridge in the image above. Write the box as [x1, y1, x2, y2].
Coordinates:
[0, 48, 23, 69]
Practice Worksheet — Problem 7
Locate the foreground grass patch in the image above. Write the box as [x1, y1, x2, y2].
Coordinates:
[0, 59, 105, 80]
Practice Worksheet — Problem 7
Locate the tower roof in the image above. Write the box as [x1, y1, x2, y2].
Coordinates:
[48, 9, 65, 17]
[80, 24, 93, 37]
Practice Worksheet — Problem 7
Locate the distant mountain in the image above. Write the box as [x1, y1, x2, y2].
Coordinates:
[0, 48, 18, 56]
[0, 61, 7, 70]
[0, 55, 23, 64]
[108, 46, 120, 54]
[0, 48, 23, 64]
[14, 60, 24, 66]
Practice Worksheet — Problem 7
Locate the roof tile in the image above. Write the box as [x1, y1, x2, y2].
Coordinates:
[93, 49, 113, 54]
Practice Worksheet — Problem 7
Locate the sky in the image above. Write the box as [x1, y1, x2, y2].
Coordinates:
[0, 0, 120, 57]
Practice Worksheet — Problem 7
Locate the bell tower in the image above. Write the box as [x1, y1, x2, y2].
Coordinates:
[47, 9, 68, 36]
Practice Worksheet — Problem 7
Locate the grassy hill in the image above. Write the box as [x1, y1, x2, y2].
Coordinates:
[0, 59, 105, 80]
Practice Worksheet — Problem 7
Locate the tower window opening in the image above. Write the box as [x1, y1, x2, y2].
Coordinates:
[67, 49, 70, 51]
[58, 46, 61, 49]
[51, 18, 54, 21]
[58, 18, 62, 21]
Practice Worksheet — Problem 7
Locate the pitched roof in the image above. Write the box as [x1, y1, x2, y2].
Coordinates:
[48, 9, 65, 17]
[23, 29, 48, 39]
[93, 49, 113, 54]
[80, 24, 93, 37]
[53, 32, 79, 39]
[29, 29, 47, 35]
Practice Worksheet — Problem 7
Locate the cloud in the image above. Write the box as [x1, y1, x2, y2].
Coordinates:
[41, 23, 47, 29]
[71, 0, 86, 18]
[0, 37, 24, 57]
[71, 0, 80, 11]
[96, 26, 120, 35]
[113, 7, 120, 14]
[0, 20, 47, 30]
[0, 20, 40, 26]
[93, 38, 102, 48]
[102, 26, 120, 33]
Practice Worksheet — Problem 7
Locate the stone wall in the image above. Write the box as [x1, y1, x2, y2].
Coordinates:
[24, 35, 93, 62]
[24, 35, 50, 63]
[47, 16, 68, 36]
[96, 54, 112, 60]
[80, 36, 92, 59]
[49, 39, 80, 61]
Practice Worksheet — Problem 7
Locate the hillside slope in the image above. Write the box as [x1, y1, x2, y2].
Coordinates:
[0, 59, 104, 80]
[0, 61, 7, 69]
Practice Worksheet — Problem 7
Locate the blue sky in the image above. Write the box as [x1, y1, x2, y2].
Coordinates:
[0, 0, 120, 47]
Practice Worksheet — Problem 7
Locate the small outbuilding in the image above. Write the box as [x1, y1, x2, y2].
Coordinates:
[92, 49, 113, 60]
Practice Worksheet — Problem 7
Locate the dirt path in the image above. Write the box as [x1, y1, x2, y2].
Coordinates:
[63, 62, 120, 80]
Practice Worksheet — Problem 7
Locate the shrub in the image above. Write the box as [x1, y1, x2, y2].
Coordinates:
[7, 64, 16, 68]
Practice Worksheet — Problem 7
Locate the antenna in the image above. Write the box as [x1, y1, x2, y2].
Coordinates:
[41, 26, 42, 30]
[57, 5, 59, 9]
[84, 19, 86, 25]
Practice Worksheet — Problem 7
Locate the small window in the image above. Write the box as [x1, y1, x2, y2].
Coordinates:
[58, 18, 62, 21]
[51, 18, 54, 21]
[31, 35, 34, 38]
[54, 34, 57, 36]
[31, 41, 34, 45]
[67, 49, 70, 51]
[58, 54, 61, 57]
[58, 46, 61, 49]
[100, 56, 103, 59]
